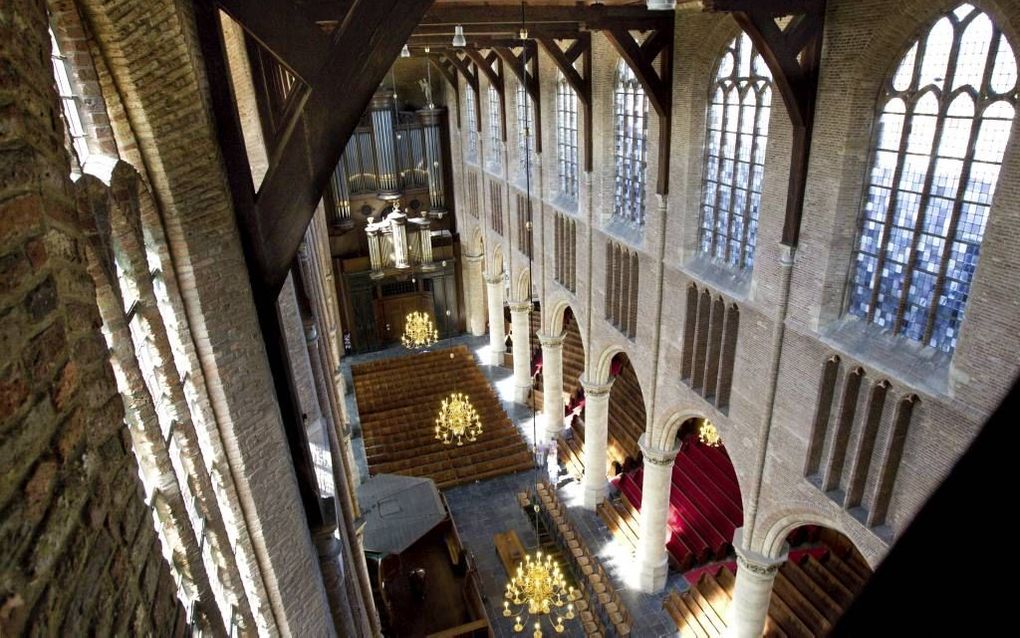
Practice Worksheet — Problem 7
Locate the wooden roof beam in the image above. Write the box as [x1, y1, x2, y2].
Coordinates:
[538, 33, 593, 170]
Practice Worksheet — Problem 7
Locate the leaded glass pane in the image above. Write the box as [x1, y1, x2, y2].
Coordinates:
[847, 5, 1016, 353]
[516, 83, 534, 181]
[555, 75, 579, 199]
[488, 85, 502, 172]
[613, 60, 648, 225]
[698, 33, 772, 269]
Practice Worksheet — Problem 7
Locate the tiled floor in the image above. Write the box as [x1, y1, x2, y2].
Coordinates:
[342, 335, 684, 637]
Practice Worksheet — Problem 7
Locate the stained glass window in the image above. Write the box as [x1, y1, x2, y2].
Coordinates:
[488, 84, 503, 173]
[699, 33, 772, 269]
[613, 60, 649, 225]
[847, 4, 1016, 353]
[465, 86, 478, 162]
[556, 74, 579, 199]
[516, 83, 534, 180]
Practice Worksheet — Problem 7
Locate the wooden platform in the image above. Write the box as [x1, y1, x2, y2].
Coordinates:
[353, 345, 534, 490]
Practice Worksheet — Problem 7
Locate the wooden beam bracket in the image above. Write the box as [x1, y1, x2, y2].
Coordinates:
[464, 48, 507, 141]
[493, 42, 542, 153]
[603, 17, 674, 194]
[710, 0, 827, 247]
[537, 33, 593, 171]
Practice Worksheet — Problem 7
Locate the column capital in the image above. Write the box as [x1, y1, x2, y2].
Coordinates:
[733, 528, 788, 577]
[638, 433, 681, 467]
[508, 300, 531, 313]
[464, 251, 485, 263]
[538, 332, 565, 348]
[580, 376, 614, 397]
[484, 273, 504, 285]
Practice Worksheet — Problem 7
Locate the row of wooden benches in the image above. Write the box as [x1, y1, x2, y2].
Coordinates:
[351, 345, 472, 375]
[532, 482, 632, 638]
[359, 405, 513, 446]
[664, 546, 871, 637]
[352, 346, 535, 490]
[557, 419, 631, 481]
[355, 374, 495, 414]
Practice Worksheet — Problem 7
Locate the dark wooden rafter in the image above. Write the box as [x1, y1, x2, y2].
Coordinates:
[493, 42, 542, 153]
[428, 52, 461, 127]
[441, 50, 481, 130]
[603, 19, 674, 194]
[213, 0, 435, 292]
[464, 48, 507, 141]
[415, 4, 670, 28]
[705, 0, 827, 247]
[538, 33, 592, 171]
[194, 0, 323, 528]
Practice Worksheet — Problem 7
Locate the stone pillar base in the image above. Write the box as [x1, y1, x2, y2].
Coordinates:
[729, 528, 788, 638]
[636, 553, 669, 593]
[489, 349, 504, 367]
[513, 383, 531, 404]
[581, 482, 605, 510]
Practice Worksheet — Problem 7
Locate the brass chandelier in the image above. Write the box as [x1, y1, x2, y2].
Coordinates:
[434, 392, 482, 446]
[401, 311, 439, 349]
[503, 551, 577, 636]
[698, 419, 722, 448]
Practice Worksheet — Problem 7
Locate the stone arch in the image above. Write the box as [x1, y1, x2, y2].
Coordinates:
[513, 266, 531, 302]
[656, 409, 711, 455]
[757, 509, 882, 569]
[603, 351, 647, 467]
[469, 224, 484, 256]
[489, 242, 505, 277]
[592, 342, 627, 385]
[544, 300, 588, 407]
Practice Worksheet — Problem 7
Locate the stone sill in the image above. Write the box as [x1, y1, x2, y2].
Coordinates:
[815, 318, 952, 398]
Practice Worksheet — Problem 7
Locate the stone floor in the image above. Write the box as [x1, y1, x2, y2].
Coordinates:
[342, 335, 684, 637]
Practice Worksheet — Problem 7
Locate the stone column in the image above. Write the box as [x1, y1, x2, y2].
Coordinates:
[729, 529, 788, 638]
[509, 300, 532, 403]
[311, 508, 358, 638]
[301, 314, 375, 636]
[370, 89, 401, 199]
[464, 253, 487, 336]
[580, 377, 614, 510]
[539, 332, 566, 441]
[418, 107, 448, 215]
[635, 434, 682, 593]
[485, 274, 506, 366]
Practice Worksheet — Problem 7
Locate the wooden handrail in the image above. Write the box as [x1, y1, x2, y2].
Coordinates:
[425, 618, 489, 638]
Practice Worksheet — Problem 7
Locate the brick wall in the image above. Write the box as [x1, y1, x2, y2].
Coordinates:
[449, 0, 1020, 570]
[71, 0, 334, 632]
[0, 0, 185, 633]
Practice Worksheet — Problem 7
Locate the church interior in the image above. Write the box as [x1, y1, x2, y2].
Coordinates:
[2, 0, 1018, 636]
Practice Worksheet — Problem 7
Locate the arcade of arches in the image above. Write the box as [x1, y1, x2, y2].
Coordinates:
[1, 0, 1017, 636]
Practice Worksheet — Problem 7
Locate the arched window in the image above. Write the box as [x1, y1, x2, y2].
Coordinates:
[700, 33, 773, 269]
[465, 86, 478, 161]
[847, 4, 1016, 353]
[488, 84, 503, 172]
[613, 60, 649, 225]
[516, 83, 534, 180]
[49, 29, 89, 170]
[556, 74, 579, 199]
